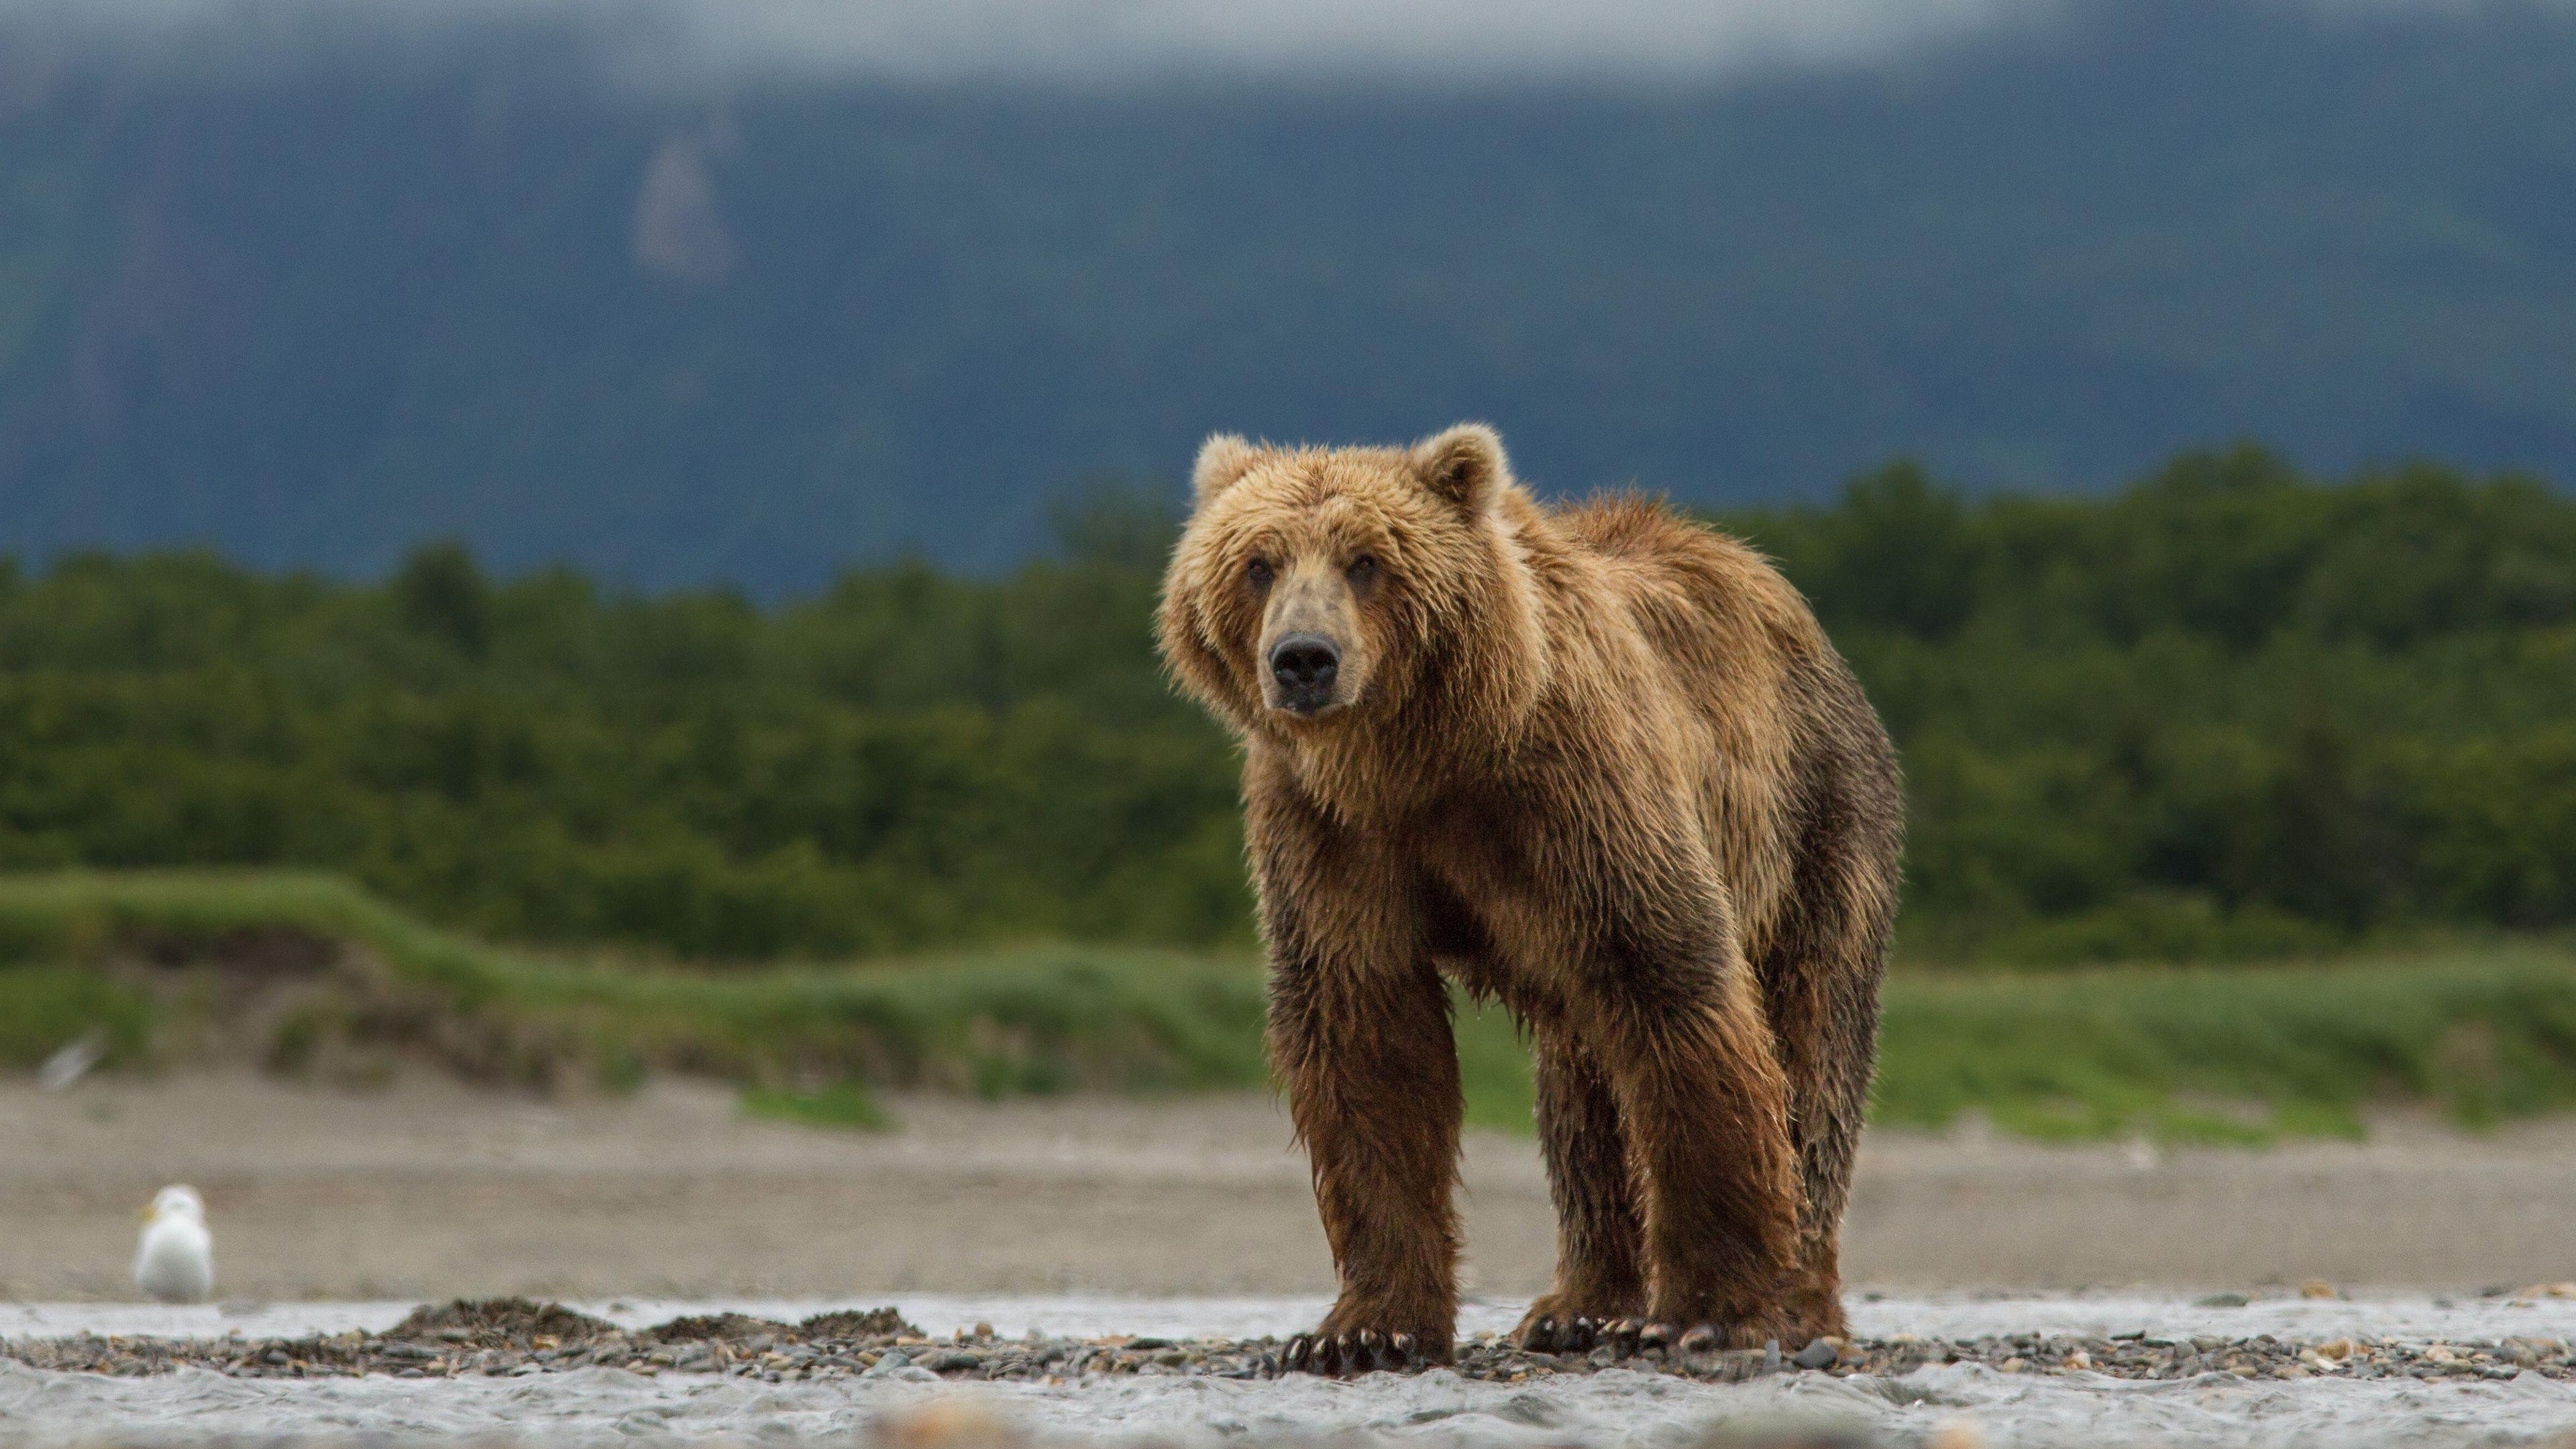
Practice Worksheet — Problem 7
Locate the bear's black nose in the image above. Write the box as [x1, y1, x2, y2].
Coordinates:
[1268, 634, 1340, 708]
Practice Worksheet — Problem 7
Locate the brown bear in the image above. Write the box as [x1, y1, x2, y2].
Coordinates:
[1156, 424, 1902, 1373]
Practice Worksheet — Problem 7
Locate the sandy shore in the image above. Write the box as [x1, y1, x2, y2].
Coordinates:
[5, 1073, 2574, 1301]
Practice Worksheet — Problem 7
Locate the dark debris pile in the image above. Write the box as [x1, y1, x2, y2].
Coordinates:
[7, 1301, 2573, 1387]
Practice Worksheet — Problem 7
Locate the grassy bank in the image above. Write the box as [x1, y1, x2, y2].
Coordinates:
[4, 872, 2574, 1142]
[0, 871, 1268, 1107]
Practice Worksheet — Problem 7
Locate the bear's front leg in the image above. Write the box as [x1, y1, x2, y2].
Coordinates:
[1266, 943, 1462, 1375]
[1587, 938, 1802, 1353]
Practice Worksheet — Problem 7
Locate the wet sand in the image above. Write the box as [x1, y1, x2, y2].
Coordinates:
[5, 1073, 2575, 1301]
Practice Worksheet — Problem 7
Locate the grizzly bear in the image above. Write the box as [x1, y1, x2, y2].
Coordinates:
[1156, 425, 1902, 1373]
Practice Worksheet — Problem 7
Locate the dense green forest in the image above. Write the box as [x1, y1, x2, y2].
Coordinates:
[1, 446, 2569, 965]
[1754, 450, 2576, 961]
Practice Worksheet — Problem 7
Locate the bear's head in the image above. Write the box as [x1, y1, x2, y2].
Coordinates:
[1157, 423, 1543, 750]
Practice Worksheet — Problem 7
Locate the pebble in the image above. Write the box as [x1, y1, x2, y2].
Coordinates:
[6, 1298, 2572, 1389]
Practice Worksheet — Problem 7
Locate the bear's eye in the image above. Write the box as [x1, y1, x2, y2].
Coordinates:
[1346, 554, 1379, 586]
[1245, 557, 1275, 589]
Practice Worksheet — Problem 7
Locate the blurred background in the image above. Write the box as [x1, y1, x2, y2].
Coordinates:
[4, 0, 2576, 1305]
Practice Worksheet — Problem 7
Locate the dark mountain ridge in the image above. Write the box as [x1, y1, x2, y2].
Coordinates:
[2, 0, 2571, 589]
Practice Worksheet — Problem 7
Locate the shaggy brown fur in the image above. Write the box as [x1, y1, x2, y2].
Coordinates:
[1157, 425, 1902, 1371]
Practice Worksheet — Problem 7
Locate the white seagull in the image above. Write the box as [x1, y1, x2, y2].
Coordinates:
[133, 1185, 215, 1304]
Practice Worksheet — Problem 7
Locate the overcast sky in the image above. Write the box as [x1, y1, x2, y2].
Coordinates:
[0, 0, 2544, 84]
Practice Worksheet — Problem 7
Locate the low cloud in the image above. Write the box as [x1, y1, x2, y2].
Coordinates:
[654, 0, 2055, 83]
[0, 0, 2551, 85]
[1, 0, 2055, 83]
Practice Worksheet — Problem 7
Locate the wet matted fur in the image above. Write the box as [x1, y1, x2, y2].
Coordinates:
[1157, 425, 1902, 1367]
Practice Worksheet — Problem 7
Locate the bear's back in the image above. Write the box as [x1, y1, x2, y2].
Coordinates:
[1551, 494, 1826, 678]
[1548, 493, 1861, 956]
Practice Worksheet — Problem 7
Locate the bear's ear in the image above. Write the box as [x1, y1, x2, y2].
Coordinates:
[1410, 423, 1508, 514]
[1191, 433, 1263, 504]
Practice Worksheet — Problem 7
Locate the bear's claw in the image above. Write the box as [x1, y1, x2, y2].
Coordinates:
[1521, 1315, 1758, 1359]
[1517, 1315, 1606, 1353]
[1279, 1329, 1425, 1377]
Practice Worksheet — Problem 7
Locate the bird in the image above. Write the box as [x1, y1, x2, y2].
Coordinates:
[133, 1185, 215, 1304]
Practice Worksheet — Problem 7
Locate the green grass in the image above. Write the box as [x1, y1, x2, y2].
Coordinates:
[741, 1082, 892, 1131]
[1873, 952, 2576, 1140]
[4, 871, 2575, 1143]
[1458, 951, 2576, 1142]
[0, 965, 154, 1071]
[0, 869, 1267, 1093]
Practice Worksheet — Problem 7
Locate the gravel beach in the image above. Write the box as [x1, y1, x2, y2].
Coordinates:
[14, 1293, 2576, 1385]
[13, 1073, 2576, 1444]
[13, 1293, 2576, 1446]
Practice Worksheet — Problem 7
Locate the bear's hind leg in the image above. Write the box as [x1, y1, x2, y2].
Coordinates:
[1764, 657, 1904, 1346]
[1513, 1023, 1646, 1351]
[1766, 949, 1873, 1346]
[1758, 790, 1898, 1346]
[1592, 966, 1801, 1350]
